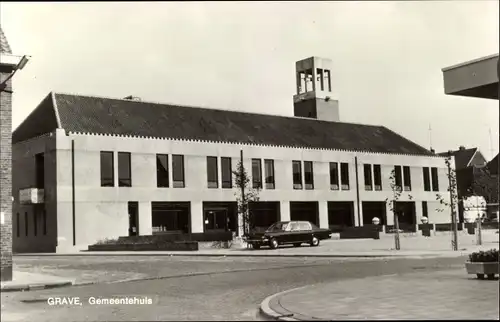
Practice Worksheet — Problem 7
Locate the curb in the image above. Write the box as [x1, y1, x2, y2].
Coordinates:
[260, 286, 310, 321]
[13, 252, 469, 259]
[0, 281, 73, 293]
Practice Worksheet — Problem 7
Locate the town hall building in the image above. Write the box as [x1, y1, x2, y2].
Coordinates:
[12, 56, 453, 253]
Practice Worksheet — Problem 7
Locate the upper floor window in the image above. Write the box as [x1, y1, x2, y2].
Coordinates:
[252, 159, 262, 189]
[364, 164, 373, 191]
[292, 161, 303, 189]
[207, 156, 218, 188]
[221, 157, 232, 189]
[100, 151, 114, 187]
[264, 159, 275, 189]
[329, 162, 339, 190]
[156, 154, 169, 188]
[304, 161, 314, 190]
[172, 155, 185, 188]
[422, 167, 431, 191]
[431, 167, 439, 191]
[373, 164, 382, 191]
[403, 166, 412, 191]
[118, 152, 132, 187]
[35, 153, 45, 189]
[394, 165, 403, 190]
[340, 162, 350, 190]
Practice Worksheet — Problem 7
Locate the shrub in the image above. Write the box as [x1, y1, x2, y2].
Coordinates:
[468, 249, 499, 263]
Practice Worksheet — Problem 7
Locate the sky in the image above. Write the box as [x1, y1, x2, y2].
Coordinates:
[1, 1, 499, 160]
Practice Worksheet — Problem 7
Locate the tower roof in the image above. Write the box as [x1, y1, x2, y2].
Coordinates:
[0, 25, 12, 54]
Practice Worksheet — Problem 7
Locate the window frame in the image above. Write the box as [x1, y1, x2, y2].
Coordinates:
[221, 157, 233, 189]
[172, 155, 185, 188]
[264, 159, 275, 189]
[252, 159, 263, 189]
[304, 161, 314, 190]
[156, 154, 169, 188]
[373, 164, 382, 191]
[394, 165, 403, 191]
[118, 152, 132, 187]
[403, 166, 412, 191]
[100, 151, 115, 187]
[423, 167, 431, 191]
[207, 156, 219, 189]
[292, 160, 303, 189]
[340, 162, 350, 190]
[431, 167, 439, 192]
[329, 162, 339, 190]
[364, 164, 373, 191]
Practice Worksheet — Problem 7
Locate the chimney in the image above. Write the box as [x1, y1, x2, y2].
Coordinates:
[459, 146, 466, 150]
[124, 95, 141, 101]
[430, 148, 435, 154]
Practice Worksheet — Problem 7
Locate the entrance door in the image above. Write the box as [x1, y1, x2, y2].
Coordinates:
[128, 202, 139, 236]
[204, 208, 228, 232]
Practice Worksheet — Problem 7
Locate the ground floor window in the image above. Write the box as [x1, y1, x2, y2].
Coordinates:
[328, 201, 354, 231]
[290, 202, 319, 226]
[249, 201, 280, 231]
[203, 202, 237, 233]
[362, 201, 387, 226]
[151, 202, 190, 234]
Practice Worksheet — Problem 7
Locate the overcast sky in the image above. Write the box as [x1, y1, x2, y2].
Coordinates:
[1, 1, 499, 159]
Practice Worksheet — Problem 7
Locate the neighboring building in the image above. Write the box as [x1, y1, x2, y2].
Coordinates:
[442, 54, 499, 100]
[12, 56, 453, 253]
[487, 153, 498, 175]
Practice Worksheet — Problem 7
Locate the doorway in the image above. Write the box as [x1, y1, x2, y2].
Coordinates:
[128, 202, 139, 236]
[204, 208, 229, 232]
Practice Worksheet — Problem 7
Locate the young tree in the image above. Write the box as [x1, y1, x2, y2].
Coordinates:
[385, 168, 414, 250]
[232, 155, 261, 238]
[435, 155, 459, 250]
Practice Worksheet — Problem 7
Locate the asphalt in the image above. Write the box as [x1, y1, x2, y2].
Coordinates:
[1, 255, 471, 321]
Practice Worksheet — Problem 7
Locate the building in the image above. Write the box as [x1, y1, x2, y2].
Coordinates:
[441, 53, 499, 100]
[12, 56, 454, 253]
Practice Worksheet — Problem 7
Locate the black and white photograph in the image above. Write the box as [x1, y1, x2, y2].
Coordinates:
[0, 1, 498, 321]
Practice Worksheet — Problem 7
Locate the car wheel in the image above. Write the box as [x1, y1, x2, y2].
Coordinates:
[310, 236, 320, 247]
[253, 244, 260, 250]
[293, 243, 301, 247]
[269, 238, 279, 249]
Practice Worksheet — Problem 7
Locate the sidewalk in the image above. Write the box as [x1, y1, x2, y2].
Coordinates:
[15, 232, 499, 259]
[0, 271, 73, 292]
[261, 269, 500, 320]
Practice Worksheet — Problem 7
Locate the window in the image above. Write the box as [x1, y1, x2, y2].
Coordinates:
[422, 201, 428, 219]
[364, 164, 373, 191]
[403, 166, 412, 191]
[252, 159, 262, 189]
[16, 213, 19, 237]
[156, 154, 169, 188]
[221, 157, 232, 189]
[431, 167, 439, 191]
[100, 151, 114, 187]
[292, 161, 303, 189]
[172, 155, 185, 188]
[35, 153, 45, 189]
[423, 167, 431, 191]
[340, 163, 350, 190]
[207, 157, 218, 188]
[329, 162, 339, 190]
[304, 161, 314, 189]
[33, 212, 37, 236]
[118, 152, 132, 187]
[25, 212, 28, 237]
[394, 166, 403, 190]
[298, 221, 312, 231]
[374, 164, 382, 190]
[264, 159, 275, 189]
[43, 210, 47, 235]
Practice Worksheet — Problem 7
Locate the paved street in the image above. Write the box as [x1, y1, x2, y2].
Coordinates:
[1, 255, 474, 321]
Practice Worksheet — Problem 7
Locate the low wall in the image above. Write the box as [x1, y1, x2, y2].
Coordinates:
[88, 241, 198, 252]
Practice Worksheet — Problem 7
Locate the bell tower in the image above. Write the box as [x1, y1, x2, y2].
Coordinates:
[293, 57, 339, 122]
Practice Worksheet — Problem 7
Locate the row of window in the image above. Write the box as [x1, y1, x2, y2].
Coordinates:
[16, 210, 47, 237]
[99, 152, 441, 192]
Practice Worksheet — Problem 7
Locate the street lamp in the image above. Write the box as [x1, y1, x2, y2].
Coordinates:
[372, 217, 380, 225]
[0, 54, 30, 93]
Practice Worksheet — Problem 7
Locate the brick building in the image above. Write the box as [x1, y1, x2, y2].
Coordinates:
[0, 26, 14, 281]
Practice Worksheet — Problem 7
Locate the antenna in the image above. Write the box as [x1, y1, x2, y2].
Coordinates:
[428, 123, 433, 151]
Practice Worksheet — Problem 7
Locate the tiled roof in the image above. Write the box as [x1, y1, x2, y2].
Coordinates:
[0, 26, 12, 54]
[488, 154, 498, 175]
[13, 92, 436, 156]
[438, 148, 477, 170]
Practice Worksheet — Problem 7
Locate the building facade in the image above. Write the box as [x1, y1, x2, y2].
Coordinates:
[12, 57, 454, 253]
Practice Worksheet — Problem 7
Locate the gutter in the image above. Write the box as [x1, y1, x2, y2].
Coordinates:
[354, 156, 361, 226]
[71, 139, 76, 246]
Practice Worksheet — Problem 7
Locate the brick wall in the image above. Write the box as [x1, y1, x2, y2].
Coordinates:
[0, 70, 13, 281]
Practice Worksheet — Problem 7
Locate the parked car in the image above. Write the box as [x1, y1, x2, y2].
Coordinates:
[245, 221, 332, 249]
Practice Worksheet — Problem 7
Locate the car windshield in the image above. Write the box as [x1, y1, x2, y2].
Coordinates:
[266, 222, 288, 232]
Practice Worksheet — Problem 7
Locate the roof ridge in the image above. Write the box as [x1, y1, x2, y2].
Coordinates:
[52, 91, 383, 129]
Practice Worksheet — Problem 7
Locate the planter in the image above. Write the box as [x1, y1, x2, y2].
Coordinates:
[465, 262, 499, 280]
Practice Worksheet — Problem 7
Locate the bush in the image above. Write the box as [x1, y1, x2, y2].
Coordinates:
[469, 249, 499, 263]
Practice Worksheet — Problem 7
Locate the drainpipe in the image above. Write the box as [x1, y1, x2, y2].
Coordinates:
[71, 140, 76, 246]
[354, 156, 361, 227]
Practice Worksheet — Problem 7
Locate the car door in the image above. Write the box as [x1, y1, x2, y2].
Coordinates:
[298, 221, 313, 242]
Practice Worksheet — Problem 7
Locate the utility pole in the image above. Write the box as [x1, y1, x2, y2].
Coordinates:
[239, 149, 246, 237]
[447, 153, 459, 251]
